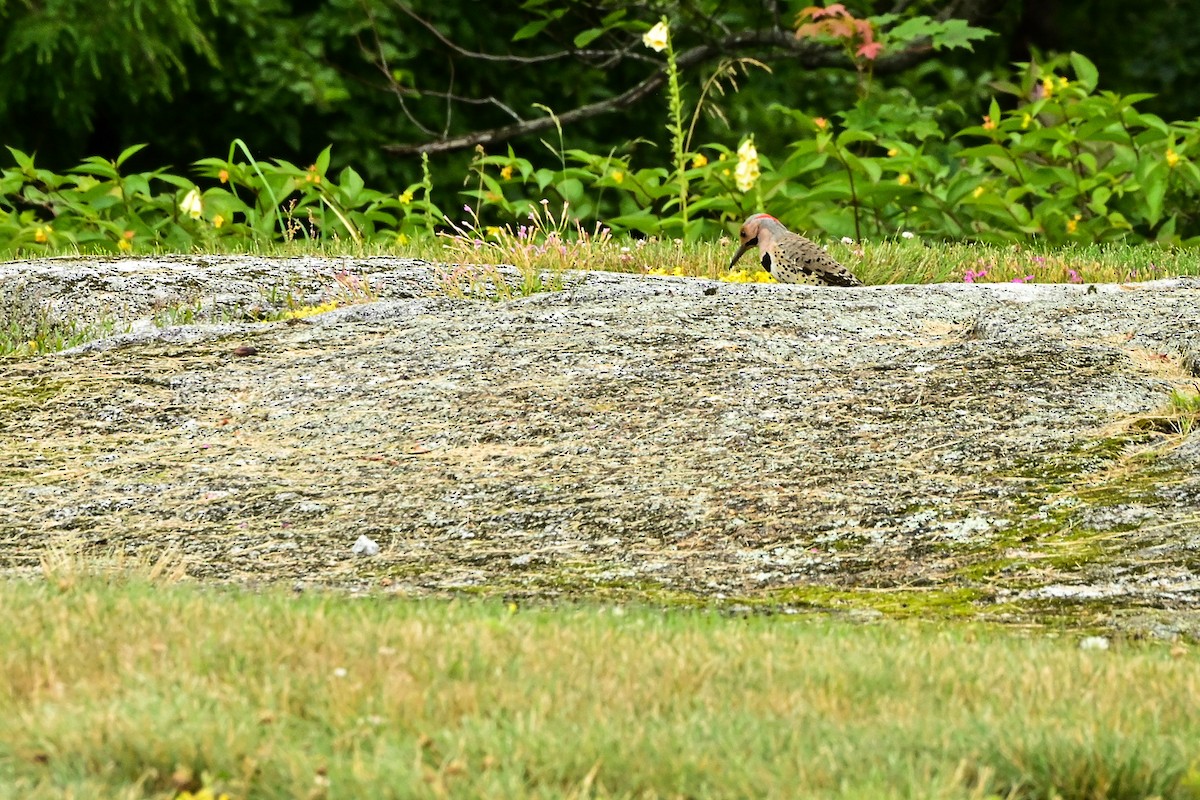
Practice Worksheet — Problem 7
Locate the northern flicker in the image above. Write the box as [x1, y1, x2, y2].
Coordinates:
[729, 213, 862, 287]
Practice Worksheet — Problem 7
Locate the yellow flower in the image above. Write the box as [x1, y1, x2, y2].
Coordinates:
[734, 138, 760, 192]
[213, 214, 225, 229]
[722, 168, 731, 177]
[399, 190, 414, 205]
[1021, 113, 1032, 129]
[218, 168, 230, 183]
[33, 225, 50, 243]
[396, 232, 410, 245]
[1041, 77, 1055, 98]
[691, 154, 708, 168]
[305, 166, 321, 184]
[1066, 213, 1082, 233]
[485, 225, 501, 238]
[177, 789, 231, 800]
[813, 117, 828, 131]
[897, 173, 911, 186]
[612, 170, 624, 184]
[642, 20, 669, 52]
[886, 148, 898, 157]
[117, 238, 132, 251]
[1167, 148, 1180, 168]
[180, 188, 203, 219]
[721, 267, 776, 284]
[972, 185, 985, 198]
[982, 115, 996, 131]
[500, 165, 514, 180]
[1059, 76, 1069, 89]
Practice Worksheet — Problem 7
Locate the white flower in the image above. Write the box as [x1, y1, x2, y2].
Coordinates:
[180, 187, 203, 219]
[734, 139, 760, 192]
[901, 231, 915, 239]
[643, 20, 669, 52]
[841, 236, 854, 244]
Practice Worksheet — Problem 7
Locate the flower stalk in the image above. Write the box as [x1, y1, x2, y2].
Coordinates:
[645, 18, 689, 231]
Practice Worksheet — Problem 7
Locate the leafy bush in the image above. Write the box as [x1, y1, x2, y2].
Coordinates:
[3, 36, 1199, 256]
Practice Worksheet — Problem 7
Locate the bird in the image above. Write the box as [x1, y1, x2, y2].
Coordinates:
[729, 213, 862, 287]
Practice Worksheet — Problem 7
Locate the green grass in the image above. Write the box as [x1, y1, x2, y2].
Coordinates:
[4, 566, 1200, 800]
[15, 234, 1200, 285]
[327, 235, 1200, 286]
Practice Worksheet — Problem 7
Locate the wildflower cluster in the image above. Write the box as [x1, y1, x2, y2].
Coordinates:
[735, 139, 760, 193]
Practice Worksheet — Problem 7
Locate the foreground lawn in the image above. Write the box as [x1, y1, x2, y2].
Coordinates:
[3, 574, 1200, 799]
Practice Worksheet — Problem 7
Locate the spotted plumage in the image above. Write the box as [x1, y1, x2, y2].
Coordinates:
[729, 213, 862, 287]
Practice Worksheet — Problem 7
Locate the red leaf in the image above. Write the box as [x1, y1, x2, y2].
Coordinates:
[811, 3, 849, 19]
[856, 41, 883, 60]
[795, 5, 821, 23]
[825, 18, 856, 38]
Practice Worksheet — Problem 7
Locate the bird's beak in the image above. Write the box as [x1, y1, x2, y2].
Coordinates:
[729, 237, 757, 268]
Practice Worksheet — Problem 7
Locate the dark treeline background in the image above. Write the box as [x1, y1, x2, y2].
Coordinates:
[3, 0, 1199, 191]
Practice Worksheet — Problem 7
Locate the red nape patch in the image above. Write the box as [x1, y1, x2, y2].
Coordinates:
[750, 213, 779, 222]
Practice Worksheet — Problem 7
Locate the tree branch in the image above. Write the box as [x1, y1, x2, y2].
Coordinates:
[383, 62, 673, 156]
[382, 5, 998, 157]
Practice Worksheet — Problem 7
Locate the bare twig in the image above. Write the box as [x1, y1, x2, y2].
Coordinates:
[381, 1, 1002, 156]
[384, 31, 938, 156]
[390, 1, 651, 65]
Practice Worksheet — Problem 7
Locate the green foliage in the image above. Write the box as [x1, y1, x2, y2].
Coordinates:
[5, 49, 1200, 256]
[0, 140, 444, 253]
[0, 0, 217, 130]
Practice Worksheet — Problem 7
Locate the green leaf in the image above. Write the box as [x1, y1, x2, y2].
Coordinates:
[956, 143, 1011, 160]
[512, 19, 549, 41]
[886, 17, 938, 45]
[338, 166, 365, 204]
[836, 130, 876, 148]
[1069, 52, 1099, 93]
[5, 146, 35, 171]
[607, 208, 660, 235]
[533, 168, 556, 192]
[1142, 162, 1167, 225]
[116, 143, 148, 167]
[573, 28, 603, 48]
[314, 145, 332, 176]
[1156, 214, 1178, 243]
[70, 158, 119, 180]
[929, 19, 993, 52]
[124, 174, 152, 199]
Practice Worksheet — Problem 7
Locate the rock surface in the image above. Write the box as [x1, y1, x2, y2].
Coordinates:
[3, 256, 1200, 632]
